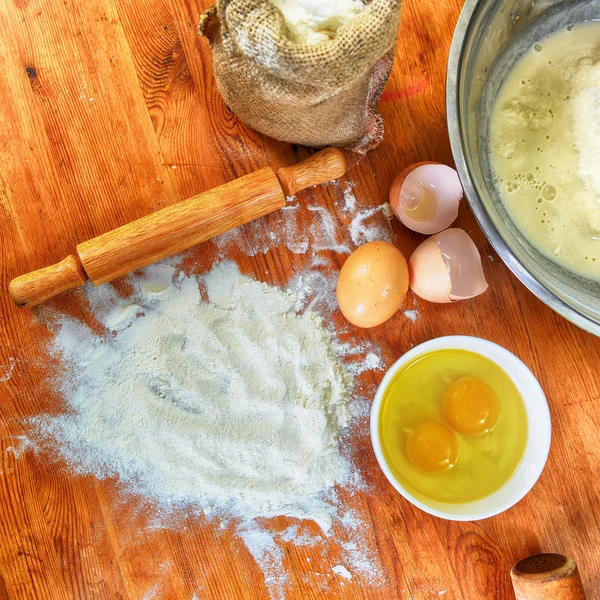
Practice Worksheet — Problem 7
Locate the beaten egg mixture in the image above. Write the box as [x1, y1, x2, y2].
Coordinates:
[489, 22, 600, 280]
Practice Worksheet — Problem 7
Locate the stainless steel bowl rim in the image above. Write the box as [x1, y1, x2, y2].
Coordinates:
[445, 0, 600, 336]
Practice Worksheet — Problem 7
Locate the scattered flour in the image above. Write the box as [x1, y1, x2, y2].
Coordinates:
[346, 352, 382, 376]
[338, 509, 386, 585]
[362, 352, 382, 372]
[32, 259, 390, 599]
[310, 254, 331, 268]
[4, 436, 32, 459]
[291, 269, 339, 313]
[234, 506, 383, 598]
[403, 309, 419, 323]
[140, 582, 161, 600]
[213, 195, 349, 257]
[349, 205, 393, 246]
[332, 565, 352, 580]
[0, 357, 15, 382]
[277, 524, 320, 546]
[238, 527, 288, 600]
[342, 182, 357, 212]
[311, 209, 351, 254]
[213, 176, 396, 258]
[34, 262, 353, 528]
[29, 172, 409, 598]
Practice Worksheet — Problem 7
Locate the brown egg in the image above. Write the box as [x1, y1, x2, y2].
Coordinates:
[336, 241, 409, 328]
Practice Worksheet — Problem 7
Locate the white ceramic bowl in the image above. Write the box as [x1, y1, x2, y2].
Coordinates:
[370, 336, 551, 521]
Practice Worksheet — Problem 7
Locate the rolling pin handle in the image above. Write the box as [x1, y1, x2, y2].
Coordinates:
[276, 147, 347, 197]
[9, 254, 88, 308]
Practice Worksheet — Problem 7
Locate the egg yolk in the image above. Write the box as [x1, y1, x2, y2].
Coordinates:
[442, 377, 499, 436]
[405, 422, 459, 473]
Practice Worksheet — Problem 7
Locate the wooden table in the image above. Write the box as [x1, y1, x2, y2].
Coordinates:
[1, 0, 599, 598]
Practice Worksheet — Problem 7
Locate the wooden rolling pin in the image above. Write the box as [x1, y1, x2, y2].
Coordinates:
[511, 554, 586, 600]
[9, 148, 346, 308]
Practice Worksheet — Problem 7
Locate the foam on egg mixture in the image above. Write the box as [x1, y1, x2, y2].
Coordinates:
[489, 22, 600, 280]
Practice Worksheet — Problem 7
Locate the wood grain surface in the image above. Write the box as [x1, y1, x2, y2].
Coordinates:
[1, 0, 599, 599]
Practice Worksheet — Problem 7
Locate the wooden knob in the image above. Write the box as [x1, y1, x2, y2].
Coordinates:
[511, 554, 586, 600]
[9, 254, 88, 308]
[276, 147, 347, 197]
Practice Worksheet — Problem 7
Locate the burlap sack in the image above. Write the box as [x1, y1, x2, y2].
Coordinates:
[200, 0, 401, 153]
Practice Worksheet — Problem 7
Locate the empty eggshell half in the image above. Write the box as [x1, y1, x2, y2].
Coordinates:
[409, 228, 488, 303]
[389, 162, 463, 235]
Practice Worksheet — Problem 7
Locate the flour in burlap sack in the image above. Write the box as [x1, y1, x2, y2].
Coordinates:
[199, 0, 401, 153]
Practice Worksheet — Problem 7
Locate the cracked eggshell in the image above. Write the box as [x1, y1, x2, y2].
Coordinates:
[408, 229, 488, 303]
[390, 162, 463, 235]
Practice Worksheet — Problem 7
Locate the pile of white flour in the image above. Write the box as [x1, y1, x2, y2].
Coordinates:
[29, 187, 401, 596]
[34, 262, 352, 528]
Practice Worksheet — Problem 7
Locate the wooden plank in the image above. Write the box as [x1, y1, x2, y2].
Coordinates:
[0, 0, 184, 597]
[112, 0, 267, 195]
[0, 0, 180, 274]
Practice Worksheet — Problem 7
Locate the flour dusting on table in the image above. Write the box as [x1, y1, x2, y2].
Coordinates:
[332, 564, 352, 580]
[28, 176, 402, 598]
[349, 205, 392, 246]
[33, 262, 354, 530]
[31, 259, 388, 598]
[213, 179, 394, 258]
[238, 528, 288, 598]
[404, 309, 419, 322]
[0, 357, 15, 382]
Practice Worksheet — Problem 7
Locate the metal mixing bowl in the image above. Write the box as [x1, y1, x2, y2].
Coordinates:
[446, 0, 600, 336]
